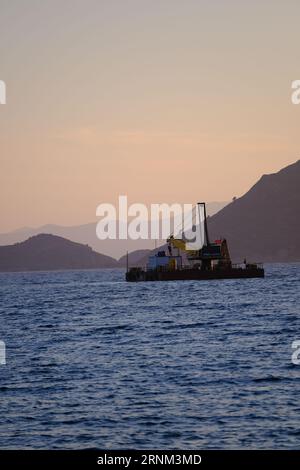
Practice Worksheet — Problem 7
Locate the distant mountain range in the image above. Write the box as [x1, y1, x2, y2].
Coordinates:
[0, 234, 118, 272]
[0, 201, 228, 260]
[0, 160, 299, 272]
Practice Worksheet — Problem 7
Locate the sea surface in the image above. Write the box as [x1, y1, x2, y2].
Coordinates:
[0, 264, 300, 449]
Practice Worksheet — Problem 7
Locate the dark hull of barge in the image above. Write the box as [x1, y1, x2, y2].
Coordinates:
[126, 266, 265, 282]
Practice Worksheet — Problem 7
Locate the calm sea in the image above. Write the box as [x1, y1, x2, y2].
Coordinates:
[0, 264, 300, 449]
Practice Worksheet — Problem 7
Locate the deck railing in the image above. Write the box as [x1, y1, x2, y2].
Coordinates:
[140, 261, 264, 273]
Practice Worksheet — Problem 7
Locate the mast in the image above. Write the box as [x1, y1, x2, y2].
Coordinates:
[198, 202, 210, 246]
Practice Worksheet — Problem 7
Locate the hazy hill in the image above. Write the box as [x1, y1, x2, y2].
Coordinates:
[0, 202, 228, 260]
[0, 234, 118, 272]
[1, 159, 298, 268]
[118, 249, 151, 267]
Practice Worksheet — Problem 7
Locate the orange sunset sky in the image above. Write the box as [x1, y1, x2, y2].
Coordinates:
[0, 0, 299, 232]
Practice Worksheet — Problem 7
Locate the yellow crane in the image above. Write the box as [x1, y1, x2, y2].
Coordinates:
[167, 235, 199, 257]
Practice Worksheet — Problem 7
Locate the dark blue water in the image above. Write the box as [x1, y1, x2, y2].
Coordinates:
[0, 264, 300, 449]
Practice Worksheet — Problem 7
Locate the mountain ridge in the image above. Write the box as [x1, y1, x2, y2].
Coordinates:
[0, 160, 299, 269]
[0, 202, 228, 259]
[207, 159, 300, 262]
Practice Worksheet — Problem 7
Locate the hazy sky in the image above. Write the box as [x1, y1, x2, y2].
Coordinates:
[0, 0, 299, 231]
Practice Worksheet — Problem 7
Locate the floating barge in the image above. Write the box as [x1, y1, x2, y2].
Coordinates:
[126, 202, 264, 282]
